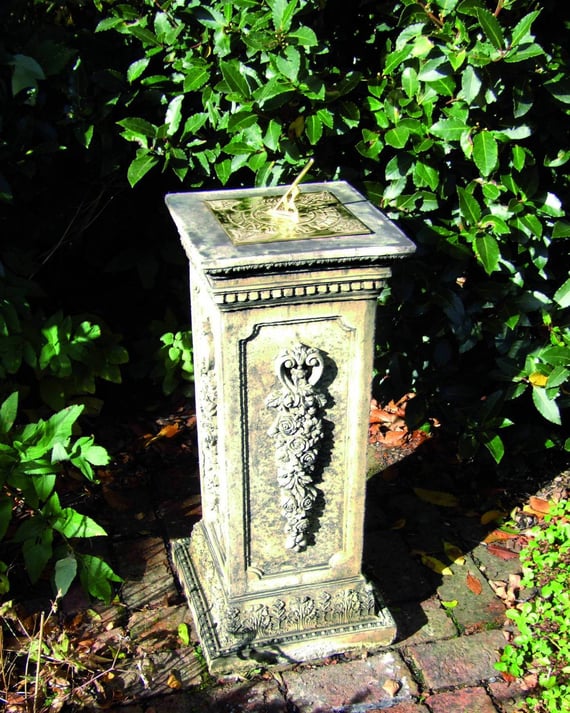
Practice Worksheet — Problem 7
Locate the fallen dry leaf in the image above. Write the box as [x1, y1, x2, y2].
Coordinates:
[421, 554, 453, 576]
[466, 573, 483, 595]
[528, 496, 551, 514]
[487, 543, 519, 560]
[483, 529, 515, 544]
[480, 509, 507, 525]
[382, 679, 401, 697]
[144, 422, 182, 446]
[444, 541, 466, 565]
[414, 488, 459, 508]
[167, 671, 182, 689]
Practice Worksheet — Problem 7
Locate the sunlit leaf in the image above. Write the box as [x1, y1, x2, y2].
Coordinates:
[441, 599, 458, 609]
[532, 385, 561, 425]
[54, 555, 78, 596]
[473, 131, 498, 176]
[476, 7, 504, 50]
[444, 542, 466, 565]
[421, 554, 453, 576]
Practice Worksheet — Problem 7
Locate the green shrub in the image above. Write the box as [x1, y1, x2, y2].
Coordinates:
[0, 272, 129, 414]
[0, 391, 122, 601]
[496, 500, 570, 712]
[1, 0, 568, 471]
[92, 0, 569, 463]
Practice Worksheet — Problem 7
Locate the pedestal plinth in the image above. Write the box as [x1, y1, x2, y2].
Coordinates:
[166, 182, 415, 673]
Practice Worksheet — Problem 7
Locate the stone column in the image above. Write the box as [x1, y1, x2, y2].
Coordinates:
[166, 181, 415, 673]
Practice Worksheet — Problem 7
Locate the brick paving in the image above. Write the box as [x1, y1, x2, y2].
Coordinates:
[61, 446, 539, 713]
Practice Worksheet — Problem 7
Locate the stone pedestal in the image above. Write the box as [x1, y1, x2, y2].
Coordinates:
[166, 182, 415, 673]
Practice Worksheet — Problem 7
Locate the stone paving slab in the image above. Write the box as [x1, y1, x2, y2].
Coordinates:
[404, 629, 506, 691]
[470, 542, 523, 582]
[436, 556, 506, 634]
[488, 678, 537, 712]
[183, 677, 288, 713]
[393, 596, 457, 646]
[363, 531, 437, 604]
[425, 686, 499, 713]
[280, 651, 417, 712]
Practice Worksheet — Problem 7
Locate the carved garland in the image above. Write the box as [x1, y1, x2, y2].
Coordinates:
[266, 344, 327, 552]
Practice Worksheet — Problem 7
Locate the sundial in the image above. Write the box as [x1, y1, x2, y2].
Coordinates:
[205, 159, 372, 245]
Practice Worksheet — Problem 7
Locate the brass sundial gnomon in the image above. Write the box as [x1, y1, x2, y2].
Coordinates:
[205, 160, 372, 246]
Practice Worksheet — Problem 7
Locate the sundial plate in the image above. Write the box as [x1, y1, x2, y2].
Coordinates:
[205, 191, 372, 246]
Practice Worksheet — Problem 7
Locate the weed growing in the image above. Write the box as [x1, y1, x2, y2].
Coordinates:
[496, 499, 570, 712]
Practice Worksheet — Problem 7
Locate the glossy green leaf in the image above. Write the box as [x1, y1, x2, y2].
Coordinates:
[165, 95, 183, 136]
[458, 186, 481, 225]
[473, 132, 498, 176]
[214, 158, 233, 185]
[401, 66, 419, 98]
[430, 118, 470, 141]
[78, 554, 122, 603]
[532, 386, 561, 425]
[475, 235, 500, 274]
[476, 8, 504, 50]
[54, 508, 107, 538]
[385, 126, 409, 148]
[384, 47, 412, 75]
[460, 65, 482, 103]
[305, 115, 322, 145]
[23, 528, 53, 583]
[117, 117, 157, 138]
[183, 65, 209, 92]
[288, 26, 318, 47]
[220, 60, 251, 98]
[540, 347, 570, 368]
[127, 57, 150, 83]
[553, 278, 570, 309]
[0, 392, 18, 434]
[510, 10, 541, 48]
[484, 434, 504, 464]
[127, 150, 159, 188]
[275, 46, 300, 82]
[54, 556, 77, 596]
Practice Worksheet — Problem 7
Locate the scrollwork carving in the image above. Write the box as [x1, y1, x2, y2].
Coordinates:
[266, 343, 328, 552]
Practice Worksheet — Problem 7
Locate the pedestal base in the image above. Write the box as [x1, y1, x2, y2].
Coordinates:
[172, 525, 396, 674]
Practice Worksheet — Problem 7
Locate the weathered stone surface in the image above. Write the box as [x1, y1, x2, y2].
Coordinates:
[470, 542, 523, 582]
[187, 678, 287, 713]
[167, 183, 415, 672]
[405, 630, 506, 691]
[425, 686, 499, 712]
[489, 678, 538, 712]
[281, 650, 417, 712]
[394, 596, 458, 646]
[436, 557, 506, 634]
[363, 531, 437, 604]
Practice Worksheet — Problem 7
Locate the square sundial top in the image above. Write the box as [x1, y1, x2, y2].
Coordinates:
[165, 181, 415, 276]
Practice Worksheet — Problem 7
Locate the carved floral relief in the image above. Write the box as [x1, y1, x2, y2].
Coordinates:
[266, 343, 328, 552]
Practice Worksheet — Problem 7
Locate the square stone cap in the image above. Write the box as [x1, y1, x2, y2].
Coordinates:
[165, 181, 415, 276]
